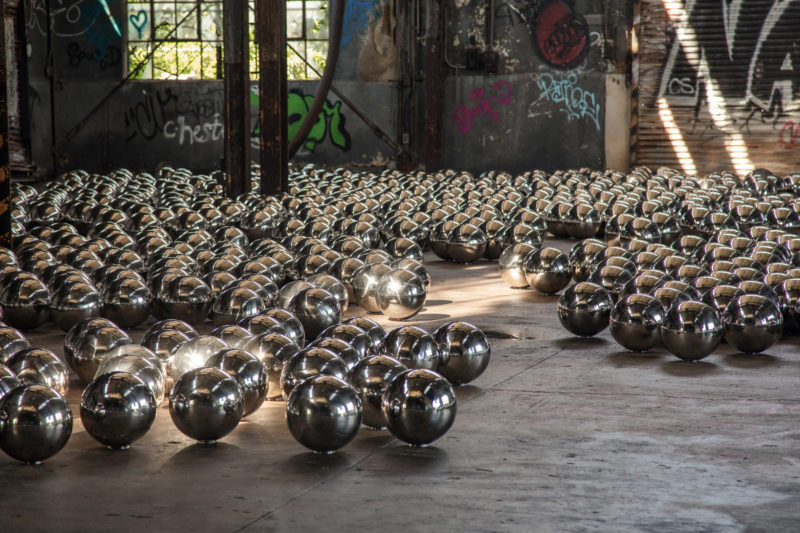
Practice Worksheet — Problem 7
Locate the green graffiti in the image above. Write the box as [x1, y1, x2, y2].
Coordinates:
[250, 88, 351, 152]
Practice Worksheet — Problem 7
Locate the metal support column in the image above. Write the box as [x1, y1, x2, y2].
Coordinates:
[424, 0, 446, 171]
[223, 0, 251, 198]
[256, 0, 288, 195]
[0, 4, 12, 248]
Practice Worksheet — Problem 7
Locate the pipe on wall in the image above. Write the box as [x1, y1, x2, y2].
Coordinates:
[288, 0, 346, 158]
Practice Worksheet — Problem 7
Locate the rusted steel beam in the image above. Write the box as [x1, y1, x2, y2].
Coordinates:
[223, 0, 251, 198]
[424, 0, 446, 171]
[0, 3, 12, 248]
[257, 0, 288, 195]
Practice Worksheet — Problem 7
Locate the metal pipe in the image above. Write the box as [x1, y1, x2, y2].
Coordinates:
[288, 0, 346, 158]
[487, 0, 495, 52]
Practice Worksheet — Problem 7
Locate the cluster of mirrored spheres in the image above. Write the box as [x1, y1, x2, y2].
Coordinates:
[0, 162, 510, 463]
[492, 166, 800, 362]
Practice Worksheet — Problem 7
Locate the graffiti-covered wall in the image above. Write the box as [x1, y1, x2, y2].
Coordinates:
[23, 0, 396, 176]
[441, 0, 621, 174]
[637, 0, 800, 176]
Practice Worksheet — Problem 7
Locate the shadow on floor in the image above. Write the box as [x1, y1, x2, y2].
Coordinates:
[374, 445, 450, 476]
[607, 351, 666, 367]
[723, 352, 780, 369]
[660, 360, 720, 376]
[553, 336, 608, 350]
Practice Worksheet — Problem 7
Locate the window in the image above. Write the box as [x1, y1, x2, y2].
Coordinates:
[127, 1, 328, 81]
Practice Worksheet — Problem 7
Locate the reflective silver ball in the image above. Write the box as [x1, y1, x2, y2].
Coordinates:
[609, 293, 666, 352]
[289, 288, 341, 342]
[280, 347, 348, 399]
[0, 364, 20, 401]
[264, 308, 306, 347]
[286, 375, 362, 453]
[241, 332, 300, 401]
[169, 367, 244, 443]
[352, 263, 392, 313]
[343, 317, 385, 352]
[209, 324, 252, 348]
[276, 280, 313, 310]
[65, 322, 132, 383]
[310, 337, 360, 371]
[661, 301, 723, 361]
[101, 276, 151, 329]
[50, 280, 102, 332]
[94, 346, 166, 405]
[447, 223, 487, 263]
[376, 268, 427, 320]
[381, 369, 457, 446]
[80, 372, 157, 449]
[347, 355, 407, 429]
[7, 348, 70, 396]
[319, 323, 373, 360]
[211, 286, 266, 327]
[557, 282, 614, 337]
[383, 326, 441, 370]
[158, 275, 214, 325]
[307, 273, 349, 310]
[524, 247, 572, 295]
[205, 349, 268, 417]
[0, 274, 51, 330]
[0, 327, 30, 364]
[169, 335, 229, 382]
[498, 244, 537, 288]
[433, 322, 491, 385]
[722, 294, 783, 354]
[0, 385, 73, 464]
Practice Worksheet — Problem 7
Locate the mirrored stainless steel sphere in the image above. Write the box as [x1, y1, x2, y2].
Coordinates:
[661, 301, 722, 361]
[286, 375, 362, 453]
[50, 280, 102, 332]
[211, 286, 266, 327]
[609, 293, 666, 352]
[289, 288, 341, 341]
[343, 317, 385, 352]
[169, 367, 244, 443]
[352, 263, 393, 313]
[0, 327, 30, 365]
[276, 280, 313, 310]
[498, 243, 537, 288]
[307, 273, 349, 310]
[722, 294, 783, 354]
[280, 347, 348, 399]
[447, 223, 487, 263]
[209, 324, 252, 349]
[381, 369, 457, 446]
[80, 372, 157, 449]
[376, 268, 427, 320]
[0, 385, 73, 464]
[0, 364, 20, 401]
[310, 337, 360, 371]
[347, 355, 407, 429]
[157, 275, 214, 325]
[94, 346, 166, 405]
[433, 321, 491, 385]
[557, 282, 614, 337]
[264, 308, 306, 347]
[523, 247, 572, 295]
[7, 348, 69, 396]
[241, 332, 300, 400]
[205, 349, 268, 417]
[169, 335, 229, 382]
[0, 274, 51, 330]
[383, 325, 441, 370]
[66, 323, 132, 383]
[101, 276, 151, 329]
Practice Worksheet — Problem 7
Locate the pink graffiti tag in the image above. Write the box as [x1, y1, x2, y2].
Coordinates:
[454, 80, 513, 133]
[780, 120, 800, 147]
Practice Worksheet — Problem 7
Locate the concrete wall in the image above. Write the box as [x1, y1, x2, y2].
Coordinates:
[23, 0, 397, 176]
[22, 0, 632, 176]
[441, 0, 631, 174]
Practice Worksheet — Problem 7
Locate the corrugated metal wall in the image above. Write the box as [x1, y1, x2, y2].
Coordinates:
[636, 0, 800, 176]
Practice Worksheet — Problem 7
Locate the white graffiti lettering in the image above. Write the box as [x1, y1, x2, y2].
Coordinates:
[534, 72, 600, 130]
[162, 113, 223, 145]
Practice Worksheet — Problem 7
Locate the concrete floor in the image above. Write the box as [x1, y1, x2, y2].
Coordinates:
[2, 243, 800, 532]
